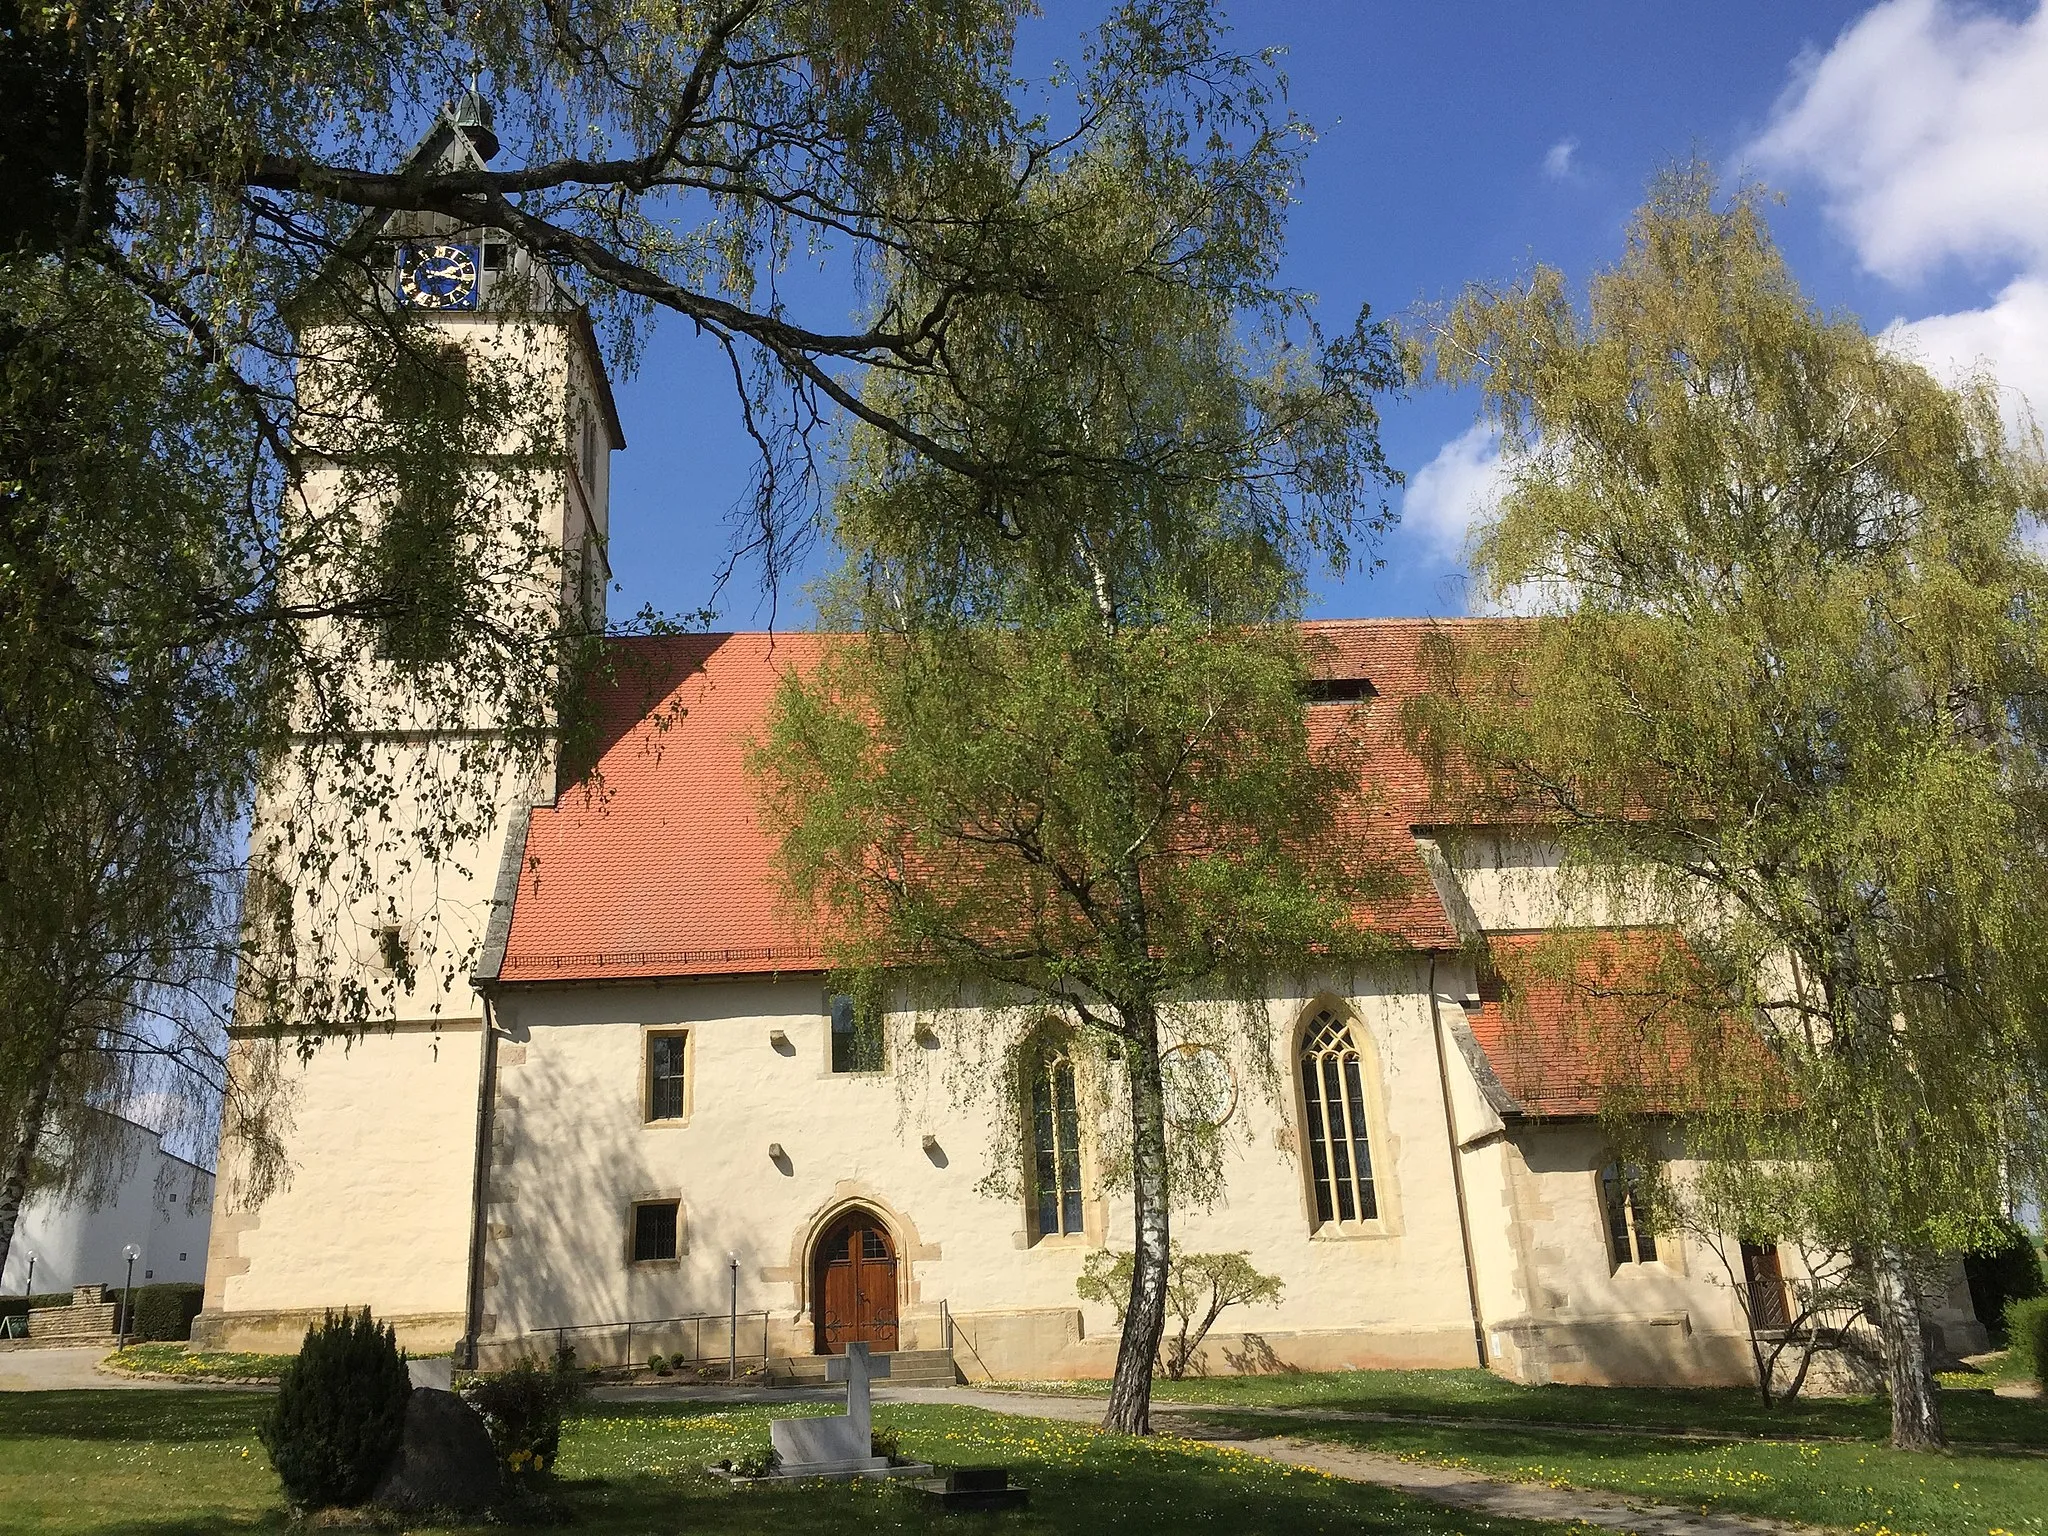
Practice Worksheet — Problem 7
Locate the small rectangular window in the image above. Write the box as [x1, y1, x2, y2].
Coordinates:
[1303, 677, 1378, 705]
[482, 242, 509, 272]
[647, 1032, 686, 1121]
[632, 1200, 679, 1262]
[829, 992, 884, 1073]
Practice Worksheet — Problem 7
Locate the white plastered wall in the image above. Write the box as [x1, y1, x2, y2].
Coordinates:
[475, 961, 1487, 1377]
[198, 1024, 486, 1352]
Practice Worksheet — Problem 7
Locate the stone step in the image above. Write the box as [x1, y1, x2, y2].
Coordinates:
[768, 1349, 958, 1387]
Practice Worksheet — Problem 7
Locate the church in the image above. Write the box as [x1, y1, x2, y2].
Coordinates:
[192, 102, 1986, 1389]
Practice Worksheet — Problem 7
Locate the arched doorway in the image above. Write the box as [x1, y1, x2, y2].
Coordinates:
[811, 1208, 899, 1355]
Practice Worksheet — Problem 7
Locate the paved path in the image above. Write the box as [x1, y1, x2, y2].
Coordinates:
[0, 1346, 266, 1392]
[0, 1346, 159, 1391]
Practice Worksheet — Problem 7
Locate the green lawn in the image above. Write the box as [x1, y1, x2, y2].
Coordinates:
[1002, 1367, 2048, 1446]
[1213, 1410, 2048, 1536]
[0, 1390, 1599, 1536]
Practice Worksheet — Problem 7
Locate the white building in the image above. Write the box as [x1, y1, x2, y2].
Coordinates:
[3, 1110, 213, 1296]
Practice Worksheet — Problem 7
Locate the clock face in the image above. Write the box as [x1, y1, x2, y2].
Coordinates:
[398, 242, 480, 310]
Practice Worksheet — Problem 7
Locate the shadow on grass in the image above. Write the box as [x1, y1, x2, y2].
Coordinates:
[0, 1389, 268, 1442]
[1128, 1367, 2048, 1447]
[544, 1400, 1581, 1536]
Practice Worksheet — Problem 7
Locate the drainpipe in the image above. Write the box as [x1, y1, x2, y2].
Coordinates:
[458, 992, 501, 1370]
[1429, 954, 1489, 1368]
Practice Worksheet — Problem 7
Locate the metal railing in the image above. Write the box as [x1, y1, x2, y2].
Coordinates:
[1743, 1277, 1872, 1338]
[547, 1308, 772, 1375]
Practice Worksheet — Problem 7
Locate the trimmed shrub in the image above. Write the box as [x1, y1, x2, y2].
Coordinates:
[259, 1309, 412, 1509]
[125, 1283, 206, 1342]
[1966, 1219, 2045, 1344]
[2007, 1295, 2048, 1384]
[462, 1354, 586, 1478]
[646, 1352, 667, 1375]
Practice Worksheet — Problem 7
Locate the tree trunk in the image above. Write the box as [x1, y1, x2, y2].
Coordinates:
[1102, 1002, 1169, 1435]
[0, 1040, 62, 1284]
[1870, 1241, 1945, 1450]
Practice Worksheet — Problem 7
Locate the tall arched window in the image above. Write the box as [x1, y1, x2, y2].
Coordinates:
[1300, 1007, 1378, 1227]
[1031, 1048, 1084, 1238]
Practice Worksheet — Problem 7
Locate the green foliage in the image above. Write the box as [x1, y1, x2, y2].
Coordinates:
[462, 1354, 588, 1478]
[125, 1283, 206, 1343]
[645, 1352, 668, 1375]
[1965, 1220, 2045, 1344]
[718, 1444, 782, 1480]
[1078, 1245, 1284, 1379]
[1, 0, 1378, 1291]
[258, 1309, 411, 1510]
[2006, 1296, 2048, 1384]
[1409, 162, 2048, 1445]
[756, 102, 1398, 1433]
[869, 1426, 901, 1461]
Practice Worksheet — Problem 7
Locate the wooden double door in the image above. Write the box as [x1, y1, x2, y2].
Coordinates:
[813, 1210, 899, 1355]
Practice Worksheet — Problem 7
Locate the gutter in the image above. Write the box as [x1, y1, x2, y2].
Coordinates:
[458, 802, 531, 1368]
[1429, 953, 1490, 1368]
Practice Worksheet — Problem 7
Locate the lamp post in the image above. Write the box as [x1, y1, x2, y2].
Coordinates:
[22, 1250, 33, 1296]
[120, 1244, 141, 1348]
[727, 1252, 739, 1383]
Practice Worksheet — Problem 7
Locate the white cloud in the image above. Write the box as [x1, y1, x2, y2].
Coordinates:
[1750, 0, 2048, 283]
[1542, 138, 1579, 180]
[1884, 275, 2048, 432]
[1401, 423, 1506, 564]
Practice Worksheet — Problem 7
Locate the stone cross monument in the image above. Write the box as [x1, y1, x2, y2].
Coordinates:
[768, 1342, 924, 1479]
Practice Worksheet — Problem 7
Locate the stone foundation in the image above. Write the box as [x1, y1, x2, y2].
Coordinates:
[191, 1308, 464, 1355]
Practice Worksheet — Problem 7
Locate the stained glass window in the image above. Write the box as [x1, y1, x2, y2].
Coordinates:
[1600, 1163, 1659, 1264]
[1300, 1008, 1377, 1228]
[1032, 1050, 1084, 1238]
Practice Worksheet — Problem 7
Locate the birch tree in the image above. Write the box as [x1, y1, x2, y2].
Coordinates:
[754, 129, 1404, 1433]
[1408, 165, 2048, 1450]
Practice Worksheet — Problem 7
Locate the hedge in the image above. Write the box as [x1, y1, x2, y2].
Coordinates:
[2008, 1295, 2048, 1384]
[126, 1283, 206, 1342]
[0, 1291, 77, 1327]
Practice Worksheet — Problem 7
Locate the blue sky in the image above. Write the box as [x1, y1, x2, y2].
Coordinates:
[603, 1, 2048, 627]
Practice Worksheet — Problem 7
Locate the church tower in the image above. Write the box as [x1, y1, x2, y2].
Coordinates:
[194, 97, 623, 1354]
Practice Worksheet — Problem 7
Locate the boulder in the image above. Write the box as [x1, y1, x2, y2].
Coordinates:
[371, 1387, 501, 1514]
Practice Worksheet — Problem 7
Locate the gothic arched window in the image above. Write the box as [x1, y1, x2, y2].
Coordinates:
[1031, 1048, 1084, 1239]
[1601, 1162, 1659, 1265]
[1300, 1007, 1378, 1228]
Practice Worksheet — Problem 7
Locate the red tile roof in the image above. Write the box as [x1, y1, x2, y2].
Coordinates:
[500, 633, 834, 982]
[1464, 929, 1734, 1118]
[496, 620, 1505, 984]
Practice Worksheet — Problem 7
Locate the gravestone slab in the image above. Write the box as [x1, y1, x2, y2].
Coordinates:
[769, 1414, 885, 1474]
